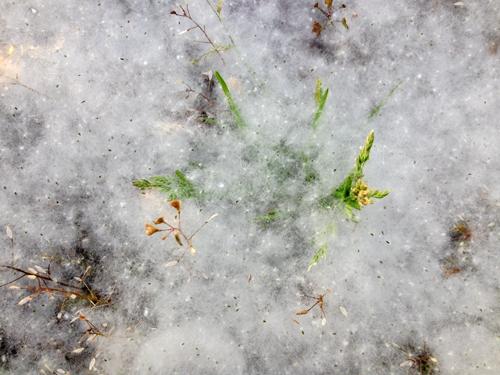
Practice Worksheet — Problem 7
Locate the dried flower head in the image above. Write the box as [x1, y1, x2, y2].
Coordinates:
[145, 224, 161, 236]
[154, 217, 166, 225]
[170, 199, 181, 212]
[143, 201, 217, 259]
[351, 179, 372, 206]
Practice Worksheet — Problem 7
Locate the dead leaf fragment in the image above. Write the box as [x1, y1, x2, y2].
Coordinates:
[174, 230, 183, 246]
[89, 357, 96, 371]
[5, 225, 13, 240]
[341, 17, 349, 30]
[18, 295, 33, 305]
[339, 305, 348, 317]
[312, 21, 323, 37]
[170, 199, 181, 212]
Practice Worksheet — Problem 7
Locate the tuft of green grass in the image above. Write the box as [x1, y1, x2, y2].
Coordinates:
[255, 209, 281, 226]
[368, 81, 402, 119]
[320, 130, 389, 219]
[311, 79, 330, 130]
[214, 71, 247, 129]
[132, 170, 199, 200]
[307, 243, 328, 271]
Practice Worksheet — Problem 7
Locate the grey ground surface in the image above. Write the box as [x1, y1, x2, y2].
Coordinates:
[0, 1, 499, 374]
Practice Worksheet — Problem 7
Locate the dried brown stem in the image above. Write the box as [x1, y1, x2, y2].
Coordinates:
[171, 4, 225, 64]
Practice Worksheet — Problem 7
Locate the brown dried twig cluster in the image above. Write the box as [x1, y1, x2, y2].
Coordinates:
[170, 4, 226, 64]
[312, 0, 349, 37]
[295, 289, 331, 325]
[0, 264, 109, 307]
[396, 343, 438, 375]
[145, 199, 218, 256]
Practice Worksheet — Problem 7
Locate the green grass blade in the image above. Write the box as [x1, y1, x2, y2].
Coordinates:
[214, 71, 246, 129]
[308, 244, 328, 271]
[311, 80, 329, 130]
[368, 81, 402, 119]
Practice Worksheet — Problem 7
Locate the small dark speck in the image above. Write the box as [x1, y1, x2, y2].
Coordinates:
[385, 240, 390, 244]
[81, 100, 86, 104]
[262, 320, 266, 323]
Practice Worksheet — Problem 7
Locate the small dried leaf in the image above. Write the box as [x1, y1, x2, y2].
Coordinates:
[27, 274, 37, 280]
[5, 225, 13, 240]
[8, 285, 20, 289]
[72, 347, 85, 354]
[18, 295, 33, 305]
[70, 294, 77, 299]
[165, 260, 178, 267]
[34, 265, 46, 274]
[56, 369, 66, 375]
[296, 309, 309, 315]
[312, 21, 323, 37]
[174, 231, 183, 246]
[341, 17, 349, 30]
[27, 267, 38, 274]
[86, 334, 97, 343]
[325, 0, 333, 8]
[89, 357, 96, 371]
[339, 305, 348, 317]
[400, 360, 414, 368]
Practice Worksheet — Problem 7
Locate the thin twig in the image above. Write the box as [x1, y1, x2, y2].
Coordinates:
[171, 5, 225, 64]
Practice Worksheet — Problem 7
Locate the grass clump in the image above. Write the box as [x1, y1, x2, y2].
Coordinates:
[307, 244, 328, 271]
[132, 170, 199, 201]
[319, 130, 389, 220]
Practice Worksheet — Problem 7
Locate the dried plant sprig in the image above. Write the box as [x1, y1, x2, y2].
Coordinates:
[311, 1, 349, 37]
[395, 343, 438, 375]
[170, 4, 226, 64]
[71, 312, 108, 344]
[0, 264, 109, 307]
[145, 199, 217, 255]
[296, 289, 331, 325]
